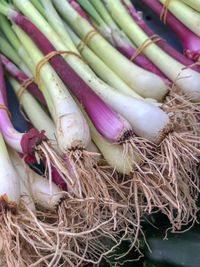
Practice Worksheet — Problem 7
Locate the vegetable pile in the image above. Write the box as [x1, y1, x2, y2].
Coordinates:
[0, 0, 199, 266]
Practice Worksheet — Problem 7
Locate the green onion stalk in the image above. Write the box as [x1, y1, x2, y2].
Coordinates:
[0, 15, 52, 105]
[180, 0, 200, 13]
[39, 0, 148, 100]
[0, 14, 34, 76]
[12, 0, 168, 101]
[34, 0, 159, 103]
[75, 0, 171, 85]
[141, 0, 200, 61]
[103, 0, 200, 100]
[158, 0, 200, 38]
[52, 0, 168, 101]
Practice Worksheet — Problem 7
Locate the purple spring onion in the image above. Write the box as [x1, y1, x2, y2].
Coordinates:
[122, 0, 200, 70]
[140, 0, 200, 62]
[1, 54, 46, 105]
[73, 0, 170, 85]
[0, 56, 47, 159]
[9, 8, 133, 144]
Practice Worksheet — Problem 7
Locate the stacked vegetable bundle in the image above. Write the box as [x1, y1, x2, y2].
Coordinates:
[0, 0, 199, 266]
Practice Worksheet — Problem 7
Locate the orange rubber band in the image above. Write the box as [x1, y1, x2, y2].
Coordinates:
[35, 50, 87, 90]
[181, 61, 200, 71]
[0, 104, 11, 119]
[160, 0, 171, 24]
[131, 34, 165, 61]
[16, 78, 35, 104]
[77, 29, 101, 53]
[16, 78, 35, 122]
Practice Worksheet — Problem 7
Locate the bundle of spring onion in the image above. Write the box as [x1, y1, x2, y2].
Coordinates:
[1, 56, 137, 265]
[0, 62, 67, 264]
[140, 0, 200, 61]
[51, 0, 200, 218]
[121, 0, 200, 71]
[0, 0, 199, 265]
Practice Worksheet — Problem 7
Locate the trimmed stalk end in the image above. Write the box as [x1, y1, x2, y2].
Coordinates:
[115, 114, 134, 143]
[21, 128, 47, 161]
[155, 121, 173, 145]
[184, 49, 200, 62]
[119, 129, 134, 143]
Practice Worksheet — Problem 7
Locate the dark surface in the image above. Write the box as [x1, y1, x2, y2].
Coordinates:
[132, 0, 182, 51]
[7, 79, 28, 132]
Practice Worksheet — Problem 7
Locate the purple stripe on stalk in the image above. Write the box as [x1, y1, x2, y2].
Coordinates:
[0, 57, 47, 159]
[43, 157, 67, 191]
[140, 0, 200, 62]
[0, 57, 23, 152]
[67, 0, 95, 28]
[0, 60, 8, 107]
[11, 10, 133, 143]
[1, 55, 46, 105]
[19, 151, 68, 190]
[122, 0, 200, 71]
[51, 164, 67, 191]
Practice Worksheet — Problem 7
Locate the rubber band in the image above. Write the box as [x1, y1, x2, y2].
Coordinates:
[0, 104, 11, 119]
[16, 78, 35, 122]
[16, 78, 35, 104]
[181, 61, 200, 71]
[131, 34, 165, 61]
[160, 0, 171, 24]
[35, 50, 87, 90]
[77, 29, 101, 53]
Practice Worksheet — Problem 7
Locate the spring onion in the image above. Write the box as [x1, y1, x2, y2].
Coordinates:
[122, 0, 200, 71]
[65, 25, 144, 99]
[180, 0, 200, 13]
[0, 14, 33, 76]
[1, 54, 46, 104]
[52, 0, 169, 101]
[78, 0, 171, 85]
[141, 0, 200, 61]
[5, 7, 134, 145]
[9, 147, 64, 210]
[0, 132, 20, 211]
[158, 0, 200, 38]
[8, 74, 97, 190]
[41, 0, 78, 53]
[76, 100, 141, 174]
[68, 0, 96, 27]
[104, 0, 200, 101]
